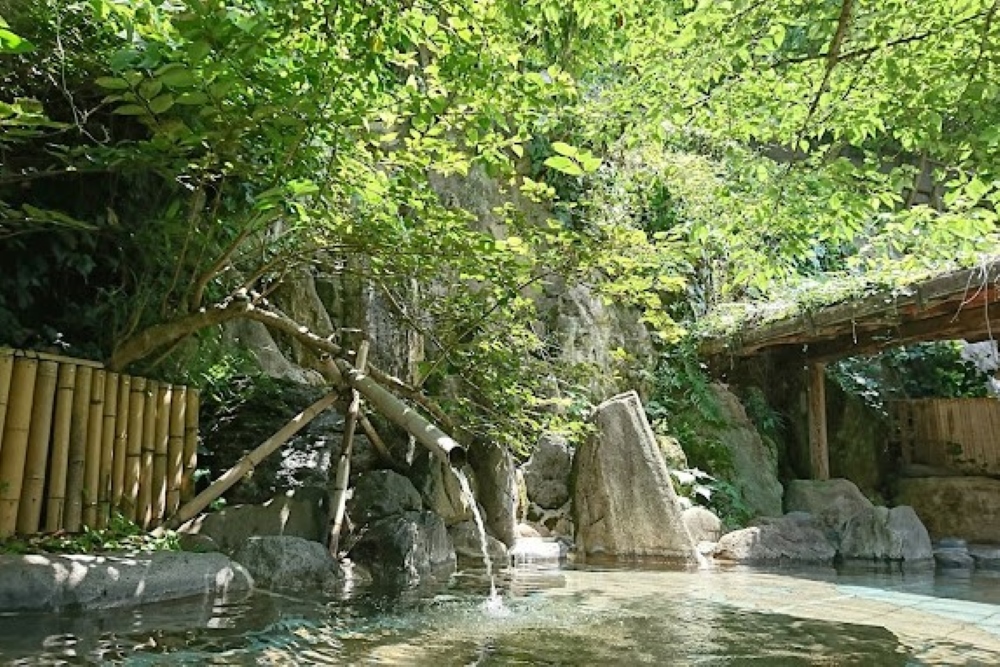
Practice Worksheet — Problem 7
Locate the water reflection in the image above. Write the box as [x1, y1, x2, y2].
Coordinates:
[3, 563, 1000, 665]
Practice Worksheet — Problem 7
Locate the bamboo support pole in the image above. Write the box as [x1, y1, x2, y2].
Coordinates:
[151, 384, 171, 524]
[181, 389, 199, 502]
[165, 391, 339, 530]
[64, 365, 92, 532]
[82, 371, 106, 528]
[111, 375, 131, 516]
[123, 377, 146, 522]
[139, 380, 158, 528]
[44, 364, 77, 532]
[0, 352, 14, 462]
[96, 373, 119, 528]
[329, 342, 368, 555]
[808, 362, 830, 481]
[16, 360, 58, 535]
[167, 386, 186, 516]
[0, 358, 39, 537]
[359, 414, 402, 470]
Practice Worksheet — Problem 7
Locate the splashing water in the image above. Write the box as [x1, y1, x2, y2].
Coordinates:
[454, 468, 505, 614]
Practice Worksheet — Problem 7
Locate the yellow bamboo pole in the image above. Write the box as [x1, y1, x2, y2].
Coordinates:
[111, 374, 130, 517]
[167, 386, 186, 517]
[139, 380, 158, 528]
[181, 389, 199, 502]
[81, 371, 106, 528]
[44, 364, 76, 532]
[16, 360, 58, 535]
[123, 377, 146, 522]
[65, 365, 93, 532]
[151, 384, 171, 525]
[96, 373, 119, 528]
[0, 357, 38, 537]
[0, 352, 14, 462]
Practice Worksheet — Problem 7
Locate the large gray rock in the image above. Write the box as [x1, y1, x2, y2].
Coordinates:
[713, 514, 836, 564]
[682, 506, 723, 544]
[178, 487, 328, 554]
[449, 521, 509, 566]
[349, 511, 456, 585]
[349, 469, 422, 523]
[413, 454, 472, 526]
[0, 552, 252, 612]
[233, 535, 342, 592]
[896, 477, 1000, 543]
[573, 391, 695, 561]
[699, 385, 784, 518]
[785, 478, 874, 542]
[839, 506, 933, 562]
[523, 433, 573, 510]
[469, 439, 519, 547]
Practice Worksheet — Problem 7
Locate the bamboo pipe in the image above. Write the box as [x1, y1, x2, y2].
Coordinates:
[329, 341, 368, 555]
[0, 352, 14, 462]
[139, 380, 158, 528]
[181, 389, 199, 502]
[167, 386, 186, 516]
[151, 384, 171, 524]
[0, 357, 39, 537]
[44, 364, 77, 531]
[111, 375, 131, 515]
[164, 391, 339, 530]
[333, 359, 467, 467]
[16, 360, 58, 534]
[82, 370, 106, 527]
[96, 373, 119, 528]
[123, 377, 146, 522]
[64, 365, 92, 532]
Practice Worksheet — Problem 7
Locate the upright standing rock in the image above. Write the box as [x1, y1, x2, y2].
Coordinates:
[573, 391, 695, 561]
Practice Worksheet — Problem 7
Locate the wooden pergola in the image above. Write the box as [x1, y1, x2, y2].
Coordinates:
[701, 258, 1000, 480]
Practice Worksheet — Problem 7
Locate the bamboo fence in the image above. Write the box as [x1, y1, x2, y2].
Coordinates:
[890, 398, 1000, 476]
[0, 348, 199, 537]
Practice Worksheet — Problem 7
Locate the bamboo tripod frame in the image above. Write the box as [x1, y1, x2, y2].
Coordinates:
[0, 349, 199, 537]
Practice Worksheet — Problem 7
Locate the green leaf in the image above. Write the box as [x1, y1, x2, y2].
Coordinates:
[551, 141, 577, 157]
[175, 91, 209, 105]
[139, 79, 163, 99]
[96, 76, 130, 90]
[424, 15, 439, 36]
[0, 27, 34, 54]
[147, 94, 174, 114]
[544, 155, 584, 176]
[113, 104, 148, 116]
[158, 66, 197, 88]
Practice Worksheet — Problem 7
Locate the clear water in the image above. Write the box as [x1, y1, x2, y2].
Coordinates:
[2, 563, 999, 665]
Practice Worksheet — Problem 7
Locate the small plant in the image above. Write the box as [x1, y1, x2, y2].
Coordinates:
[0, 514, 180, 555]
[670, 468, 755, 531]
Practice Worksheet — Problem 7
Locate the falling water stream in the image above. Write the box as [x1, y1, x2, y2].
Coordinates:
[453, 467, 505, 614]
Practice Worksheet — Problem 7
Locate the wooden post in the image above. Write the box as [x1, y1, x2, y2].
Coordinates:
[17, 360, 58, 534]
[45, 364, 77, 531]
[82, 370, 106, 527]
[181, 389, 199, 502]
[96, 373, 119, 528]
[167, 386, 186, 516]
[0, 357, 39, 537]
[111, 375, 131, 516]
[151, 384, 171, 524]
[64, 365, 92, 532]
[123, 377, 146, 522]
[808, 362, 830, 481]
[0, 352, 14, 461]
[329, 341, 368, 555]
[165, 391, 339, 530]
[139, 380, 158, 528]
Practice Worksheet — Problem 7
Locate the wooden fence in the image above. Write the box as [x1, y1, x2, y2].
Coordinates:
[890, 398, 1000, 476]
[0, 348, 198, 537]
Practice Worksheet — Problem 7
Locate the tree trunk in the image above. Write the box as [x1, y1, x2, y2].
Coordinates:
[328, 341, 368, 555]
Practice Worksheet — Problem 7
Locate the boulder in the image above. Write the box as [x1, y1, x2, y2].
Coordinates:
[233, 536, 342, 592]
[349, 511, 456, 586]
[573, 391, 695, 561]
[934, 545, 975, 569]
[698, 385, 784, 518]
[682, 506, 723, 544]
[0, 552, 252, 612]
[412, 454, 472, 526]
[523, 433, 573, 510]
[785, 478, 874, 542]
[526, 501, 574, 539]
[657, 435, 689, 470]
[895, 477, 1000, 543]
[178, 487, 328, 554]
[349, 469, 422, 523]
[969, 545, 1000, 570]
[713, 514, 836, 564]
[469, 439, 519, 547]
[449, 521, 509, 567]
[839, 506, 933, 562]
